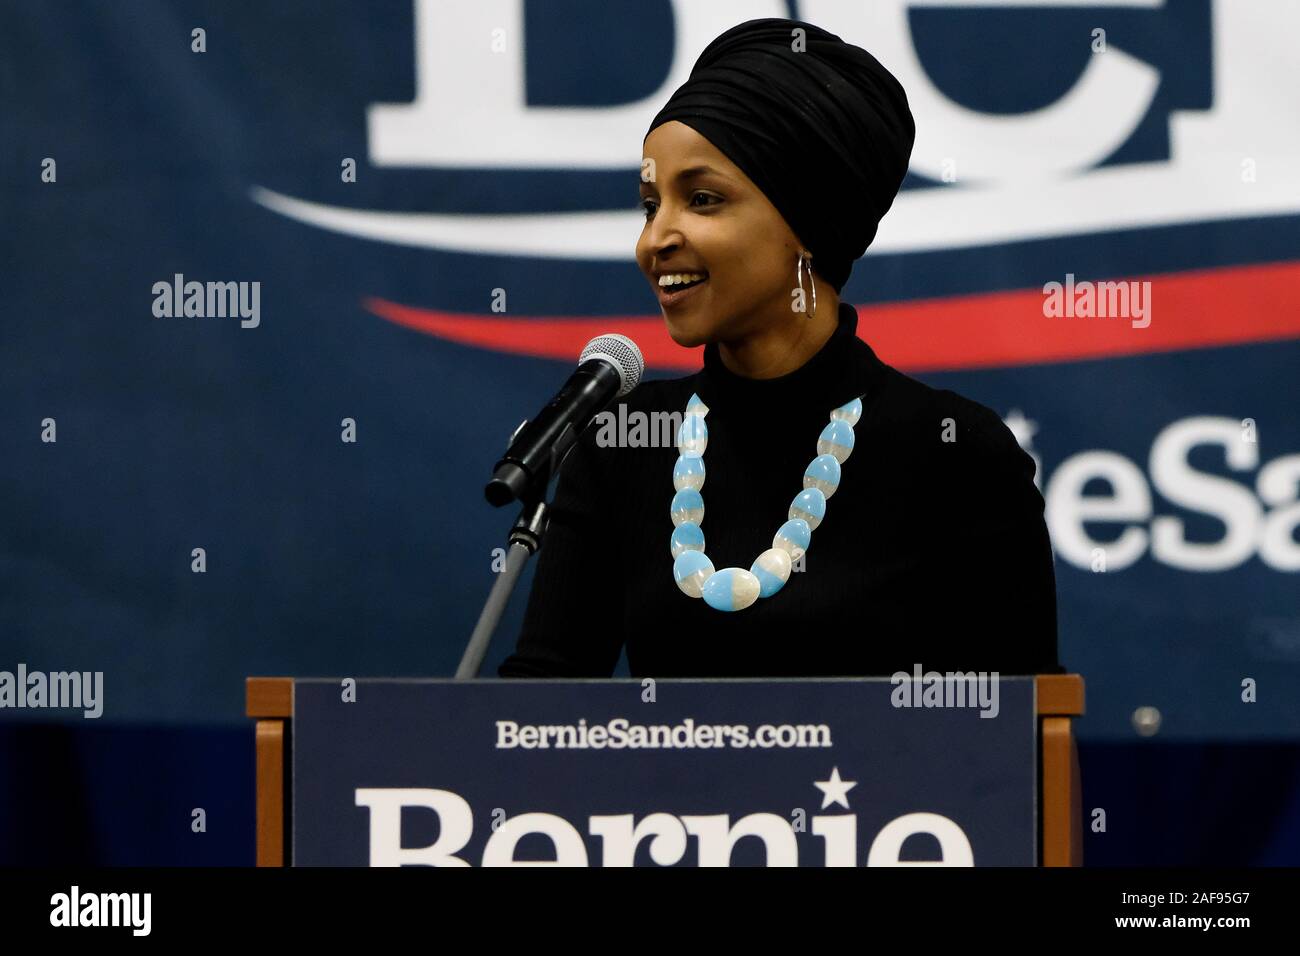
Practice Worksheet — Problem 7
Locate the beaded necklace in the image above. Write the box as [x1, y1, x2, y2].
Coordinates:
[669, 392, 863, 611]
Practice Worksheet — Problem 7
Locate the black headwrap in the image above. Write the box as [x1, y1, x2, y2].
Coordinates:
[645, 18, 915, 293]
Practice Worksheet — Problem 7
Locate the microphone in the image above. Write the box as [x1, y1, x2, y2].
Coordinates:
[485, 333, 644, 506]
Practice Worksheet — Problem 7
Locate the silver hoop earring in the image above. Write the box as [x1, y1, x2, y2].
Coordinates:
[795, 250, 817, 318]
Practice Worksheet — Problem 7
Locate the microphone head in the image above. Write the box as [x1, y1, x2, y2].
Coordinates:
[580, 333, 644, 397]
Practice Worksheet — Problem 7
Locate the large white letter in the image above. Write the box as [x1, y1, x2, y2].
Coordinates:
[589, 813, 689, 867]
[1258, 454, 1300, 571]
[1045, 451, 1152, 570]
[355, 787, 473, 867]
[481, 813, 589, 866]
[681, 813, 799, 867]
[812, 814, 858, 867]
[866, 812, 974, 866]
[368, 0, 785, 168]
[802, 0, 1161, 182]
[1150, 416, 1261, 571]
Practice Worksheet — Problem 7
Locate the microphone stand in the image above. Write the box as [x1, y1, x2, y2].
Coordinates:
[457, 409, 571, 678]
[455, 491, 549, 678]
[457, 337, 638, 677]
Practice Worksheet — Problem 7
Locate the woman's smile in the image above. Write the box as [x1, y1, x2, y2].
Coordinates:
[655, 271, 711, 309]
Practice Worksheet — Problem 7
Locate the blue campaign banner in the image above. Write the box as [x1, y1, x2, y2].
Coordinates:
[3, 2, 1298, 747]
[291, 677, 1037, 866]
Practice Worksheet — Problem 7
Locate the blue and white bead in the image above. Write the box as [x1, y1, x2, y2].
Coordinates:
[830, 397, 862, 427]
[772, 518, 811, 561]
[701, 567, 761, 611]
[670, 521, 705, 558]
[803, 454, 841, 498]
[677, 410, 708, 458]
[817, 420, 855, 463]
[789, 488, 826, 531]
[750, 548, 793, 598]
[668, 391, 863, 611]
[673, 549, 714, 598]
[670, 488, 704, 527]
[673, 455, 705, 492]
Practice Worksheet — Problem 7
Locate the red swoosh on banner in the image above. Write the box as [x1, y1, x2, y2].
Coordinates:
[364, 259, 1300, 372]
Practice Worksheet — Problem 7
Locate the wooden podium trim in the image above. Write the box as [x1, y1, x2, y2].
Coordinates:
[249, 678, 293, 866]
[246, 676, 293, 718]
[255, 719, 285, 867]
[1036, 675, 1085, 867]
[1035, 674, 1084, 716]
[1040, 716, 1083, 866]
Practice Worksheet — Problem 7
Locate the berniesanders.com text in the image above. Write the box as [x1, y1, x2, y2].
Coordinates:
[495, 717, 832, 750]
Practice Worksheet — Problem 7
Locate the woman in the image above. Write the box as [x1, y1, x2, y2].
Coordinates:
[499, 18, 1061, 678]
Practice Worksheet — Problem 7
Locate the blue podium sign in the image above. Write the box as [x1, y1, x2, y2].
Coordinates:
[291, 677, 1037, 866]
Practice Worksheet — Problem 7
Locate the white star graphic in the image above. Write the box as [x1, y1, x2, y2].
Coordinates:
[1003, 408, 1038, 450]
[813, 767, 857, 810]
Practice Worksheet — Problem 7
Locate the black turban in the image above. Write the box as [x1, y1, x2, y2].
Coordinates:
[645, 17, 915, 293]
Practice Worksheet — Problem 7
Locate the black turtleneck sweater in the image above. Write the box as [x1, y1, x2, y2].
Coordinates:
[498, 303, 1062, 678]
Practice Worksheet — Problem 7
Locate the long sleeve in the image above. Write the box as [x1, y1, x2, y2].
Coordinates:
[926, 400, 1063, 674]
[497, 421, 628, 678]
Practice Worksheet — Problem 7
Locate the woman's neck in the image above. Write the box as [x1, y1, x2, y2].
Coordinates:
[716, 293, 842, 380]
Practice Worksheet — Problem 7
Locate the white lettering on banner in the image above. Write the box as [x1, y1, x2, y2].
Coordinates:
[252, 1, 1300, 256]
[354, 787, 975, 867]
[481, 813, 589, 866]
[367, 0, 780, 167]
[588, 813, 689, 867]
[682, 814, 799, 866]
[1040, 416, 1300, 572]
[355, 788, 474, 866]
[494, 716, 833, 749]
[805, 0, 1163, 182]
[865, 812, 975, 867]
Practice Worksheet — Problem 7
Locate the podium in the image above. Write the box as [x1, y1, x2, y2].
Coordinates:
[247, 674, 1083, 867]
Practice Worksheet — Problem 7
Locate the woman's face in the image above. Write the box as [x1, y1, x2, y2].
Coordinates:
[637, 121, 809, 348]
